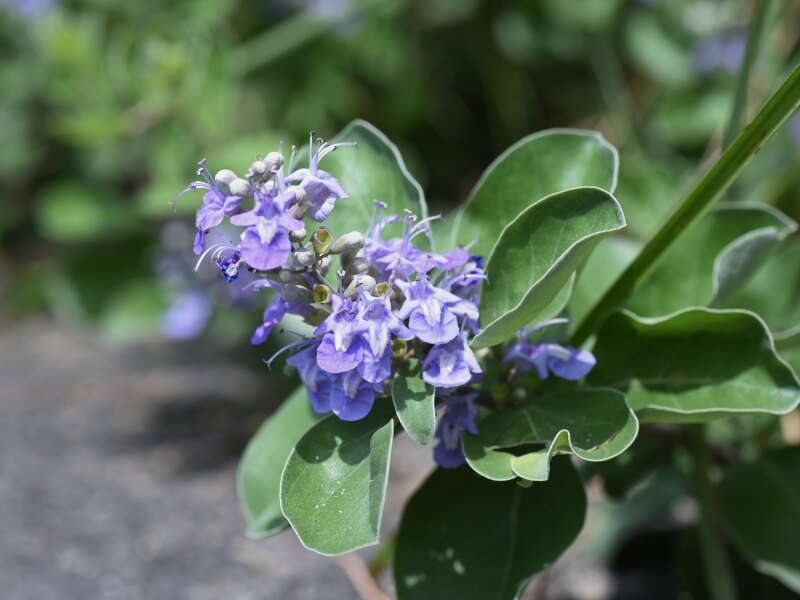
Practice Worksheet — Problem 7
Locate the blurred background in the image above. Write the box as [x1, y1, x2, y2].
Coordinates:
[1, 0, 799, 598]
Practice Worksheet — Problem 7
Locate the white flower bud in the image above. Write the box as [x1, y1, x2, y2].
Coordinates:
[281, 284, 313, 303]
[344, 274, 376, 299]
[289, 227, 307, 242]
[264, 151, 285, 173]
[214, 169, 237, 186]
[248, 160, 268, 178]
[292, 248, 316, 267]
[329, 232, 365, 255]
[228, 178, 252, 197]
[345, 257, 369, 276]
[318, 256, 332, 276]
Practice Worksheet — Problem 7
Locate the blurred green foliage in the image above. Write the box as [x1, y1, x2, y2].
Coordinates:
[1, 0, 799, 344]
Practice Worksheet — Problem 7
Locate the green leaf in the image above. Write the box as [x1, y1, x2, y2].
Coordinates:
[317, 119, 427, 239]
[473, 187, 626, 349]
[394, 459, 586, 600]
[280, 401, 395, 555]
[237, 387, 320, 538]
[453, 129, 618, 258]
[627, 203, 796, 316]
[462, 389, 638, 481]
[719, 446, 800, 593]
[588, 309, 800, 422]
[568, 236, 640, 326]
[721, 241, 800, 336]
[392, 359, 436, 445]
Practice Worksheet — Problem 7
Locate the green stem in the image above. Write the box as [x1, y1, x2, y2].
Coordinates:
[689, 426, 737, 600]
[724, 0, 773, 149]
[232, 0, 401, 76]
[571, 63, 800, 345]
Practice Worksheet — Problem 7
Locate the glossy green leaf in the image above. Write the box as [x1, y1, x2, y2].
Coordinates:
[462, 389, 638, 481]
[280, 401, 395, 555]
[473, 187, 626, 349]
[589, 309, 800, 422]
[721, 241, 800, 336]
[394, 459, 586, 600]
[318, 119, 427, 239]
[237, 388, 319, 539]
[628, 203, 796, 316]
[720, 447, 800, 593]
[453, 129, 618, 257]
[392, 359, 436, 445]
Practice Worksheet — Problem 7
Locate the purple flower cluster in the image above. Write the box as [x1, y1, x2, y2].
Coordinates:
[504, 319, 596, 381]
[174, 135, 351, 279]
[174, 137, 486, 467]
[174, 133, 599, 471]
[277, 207, 485, 423]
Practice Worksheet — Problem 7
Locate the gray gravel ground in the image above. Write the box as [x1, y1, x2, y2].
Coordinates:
[0, 319, 616, 600]
[0, 319, 436, 600]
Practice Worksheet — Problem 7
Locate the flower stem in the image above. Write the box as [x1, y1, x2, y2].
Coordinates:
[571, 63, 800, 346]
[689, 425, 737, 600]
[724, 0, 774, 149]
[232, 0, 402, 76]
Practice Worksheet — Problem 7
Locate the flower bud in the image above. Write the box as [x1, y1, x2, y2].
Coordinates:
[214, 169, 237, 186]
[279, 269, 303, 284]
[392, 338, 407, 358]
[264, 151, 284, 173]
[247, 160, 268, 179]
[281, 284, 313, 303]
[343, 274, 376, 299]
[312, 228, 333, 255]
[374, 281, 391, 297]
[292, 248, 315, 267]
[289, 227, 307, 243]
[318, 256, 332, 276]
[329, 231, 364, 255]
[288, 199, 311, 219]
[287, 185, 307, 204]
[313, 284, 332, 304]
[345, 257, 369, 277]
[229, 178, 252, 197]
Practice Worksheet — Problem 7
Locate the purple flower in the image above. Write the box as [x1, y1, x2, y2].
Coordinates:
[789, 113, 800, 146]
[196, 190, 242, 232]
[433, 392, 479, 468]
[315, 296, 368, 374]
[231, 200, 303, 271]
[284, 137, 351, 222]
[251, 296, 287, 344]
[162, 290, 212, 340]
[357, 345, 392, 384]
[422, 334, 482, 388]
[329, 370, 375, 421]
[395, 277, 463, 344]
[287, 342, 333, 414]
[694, 32, 746, 75]
[357, 292, 413, 356]
[505, 320, 596, 381]
[217, 252, 242, 283]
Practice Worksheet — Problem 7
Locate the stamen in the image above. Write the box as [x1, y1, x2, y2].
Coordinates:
[170, 181, 209, 209]
[264, 337, 315, 369]
[194, 243, 228, 271]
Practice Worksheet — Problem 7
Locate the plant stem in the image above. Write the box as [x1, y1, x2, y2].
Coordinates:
[232, 0, 401, 76]
[689, 426, 737, 600]
[724, 0, 773, 149]
[571, 63, 800, 345]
